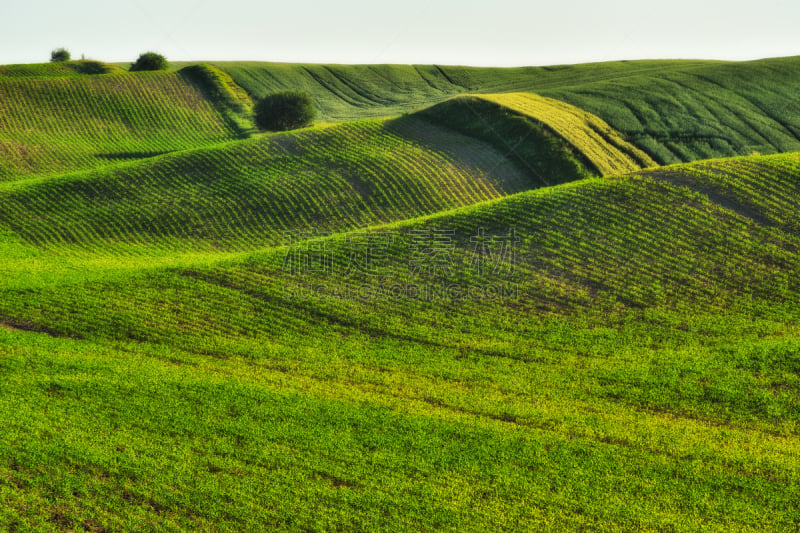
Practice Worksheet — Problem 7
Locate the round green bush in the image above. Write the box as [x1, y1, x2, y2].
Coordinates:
[130, 52, 168, 72]
[254, 91, 316, 131]
[50, 48, 71, 62]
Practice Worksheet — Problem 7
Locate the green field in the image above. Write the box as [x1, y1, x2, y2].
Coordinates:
[0, 117, 532, 255]
[206, 60, 722, 122]
[0, 65, 240, 181]
[211, 57, 800, 165]
[471, 93, 656, 175]
[0, 56, 799, 531]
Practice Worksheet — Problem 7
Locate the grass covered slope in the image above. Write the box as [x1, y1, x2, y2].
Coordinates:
[0, 60, 124, 78]
[0, 117, 532, 254]
[5, 152, 800, 345]
[0, 153, 798, 530]
[476, 93, 656, 174]
[0, 70, 239, 181]
[216, 57, 800, 165]
[418, 93, 655, 185]
[417, 96, 597, 186]
[543, 56, 800, 164]
[4, 57, 800, 183]
[212, 59, 718, 122]
[179, 64, 255, 135]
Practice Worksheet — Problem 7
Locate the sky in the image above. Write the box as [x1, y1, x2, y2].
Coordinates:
[2, 0, 799, 67]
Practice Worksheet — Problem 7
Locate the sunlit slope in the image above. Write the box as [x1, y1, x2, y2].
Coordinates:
[0, 70, 238, 181]
[475, 93, 656, 174]
[0, 117, 532, 253]
[179, 64, 256, 134]
[419, 93, 655, 182]
[416, 96, 598, 186]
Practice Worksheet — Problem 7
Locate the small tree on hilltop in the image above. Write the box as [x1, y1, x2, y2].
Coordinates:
[130, 52, 168, 72]
[254, 91, 316, 131]
[50, 48, 71, 62]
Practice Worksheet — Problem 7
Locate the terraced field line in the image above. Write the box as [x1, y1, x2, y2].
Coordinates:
[476, 93, 658, 175]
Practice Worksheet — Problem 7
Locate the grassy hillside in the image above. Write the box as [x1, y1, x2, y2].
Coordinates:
[5, 57, 800, 183]
[417, 96, 597, 186]
[210, 59, 718, 122]
[418, 93, 655, 183]
[214, 58, 800, 165]
[0, 153, 798, 530]
[475, 93, 656, 174]
[2, 55, 800, 531]
[0, 116, 532, 255]
[0, 60, 124, 78]
[179, 64, 255, 135]
[542, 56, 800, 164]
[3, 151, 799, 345]
[0, 70, 239, 181]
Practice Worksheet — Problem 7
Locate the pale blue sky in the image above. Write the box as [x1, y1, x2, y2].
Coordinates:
[2, 0, 799, 66]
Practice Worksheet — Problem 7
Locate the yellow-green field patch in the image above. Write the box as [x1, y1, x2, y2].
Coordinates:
[476, 92, 657, 175]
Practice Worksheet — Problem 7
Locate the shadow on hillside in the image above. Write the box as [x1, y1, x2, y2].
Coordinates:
[387, 105, 596, 189]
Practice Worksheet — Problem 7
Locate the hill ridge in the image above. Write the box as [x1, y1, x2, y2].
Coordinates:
[2, 150, 799, 339]
[474, 92, 656, 175]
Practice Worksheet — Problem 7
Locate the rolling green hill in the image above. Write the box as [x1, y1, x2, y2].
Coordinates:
[541, 56, 800, 164]
[6, 56, 800, 182]
[1, 55, 799, 531]
[3, 151, 799, 349]
[213, 57, 800, 165]
[0, 60, 124, 78]
[0, 116, 532, 254]
[0, 70, 240, 181]
[418, 93, 655, 182]
[209, 59, 719, 122]
[474, 93, 656, 174]
[0, 153, 798, 530]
